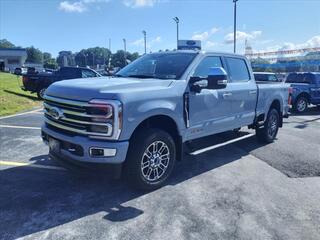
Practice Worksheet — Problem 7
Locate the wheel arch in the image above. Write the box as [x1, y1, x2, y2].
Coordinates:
[295, 92, 310, 103]
[129, 114, 183, 161]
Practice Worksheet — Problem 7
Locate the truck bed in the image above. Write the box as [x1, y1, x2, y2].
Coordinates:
[256, 82, 290, 118]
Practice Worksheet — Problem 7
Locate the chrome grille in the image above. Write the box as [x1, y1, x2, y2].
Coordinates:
[43, 95, 121, 139]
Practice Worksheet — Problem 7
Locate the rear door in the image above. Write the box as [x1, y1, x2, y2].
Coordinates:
[58, 68, 81, 80]
[224, 57, 257, 127]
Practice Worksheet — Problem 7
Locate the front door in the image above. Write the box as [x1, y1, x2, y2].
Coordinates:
[186, 56, 235, 141]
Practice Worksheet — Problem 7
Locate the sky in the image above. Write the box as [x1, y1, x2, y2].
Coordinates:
[0, 0, 319, 57]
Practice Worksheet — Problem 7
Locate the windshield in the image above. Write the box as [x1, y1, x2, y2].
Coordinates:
[116, 52, 197, 80]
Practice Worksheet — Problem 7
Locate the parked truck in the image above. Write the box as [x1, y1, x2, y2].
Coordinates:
[41, 47, 290, 190]
[21, 66, 101, 99]
[285, 72, 320, 113]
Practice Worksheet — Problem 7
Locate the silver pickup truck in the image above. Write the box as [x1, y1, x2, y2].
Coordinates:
[42, 49, 290, 190]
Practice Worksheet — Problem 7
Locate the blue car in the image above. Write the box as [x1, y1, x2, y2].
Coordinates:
[286, 72, 320, 113]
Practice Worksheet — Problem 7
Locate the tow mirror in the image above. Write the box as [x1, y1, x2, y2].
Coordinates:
[190, 67, 228, 93]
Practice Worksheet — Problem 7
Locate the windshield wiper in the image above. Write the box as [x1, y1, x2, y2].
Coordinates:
[127, 74, 156, 79]
[113, 74, 125, 77]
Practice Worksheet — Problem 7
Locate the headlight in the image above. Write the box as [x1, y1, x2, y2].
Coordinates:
[88, 99, 122, 139]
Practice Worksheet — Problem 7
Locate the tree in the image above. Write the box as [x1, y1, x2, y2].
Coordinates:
[43, 52, 52, 62]
[111, 50, 127, 68]
[57, 51, 75, 67]
[75, 47, 111, 68]
[0, 39, 15, 48]
[26, 46, 43, 63]
[44, 58, 58, 69]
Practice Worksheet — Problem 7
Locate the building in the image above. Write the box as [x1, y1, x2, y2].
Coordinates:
[0, 48, 27, 72]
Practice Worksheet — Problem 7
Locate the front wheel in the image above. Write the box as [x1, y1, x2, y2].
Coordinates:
[256, 108, 280, 143]
[124, 128, 176, 190]
[37, 88, 46, 100]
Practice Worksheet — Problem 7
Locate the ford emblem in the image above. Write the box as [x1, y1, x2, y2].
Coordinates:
[48, 107, 64, 120]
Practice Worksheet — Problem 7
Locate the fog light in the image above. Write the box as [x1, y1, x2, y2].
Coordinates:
[89, 147, 117, 157]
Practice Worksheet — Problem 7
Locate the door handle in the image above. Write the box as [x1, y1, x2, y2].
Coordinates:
[249, 90, 257, 95]
[223, 92, 232, 97]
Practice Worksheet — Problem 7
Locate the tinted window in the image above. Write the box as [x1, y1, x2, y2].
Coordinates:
[286, 73, 314, 84]
[59, 68, 80, 78]
[303, 73, 315, 84]
[226, 57, 250, 82]
[82, 69, 97, 78]
[116, 53, 197, 80]
[192, 56, 222, 77]
[254, 74, 278, 82]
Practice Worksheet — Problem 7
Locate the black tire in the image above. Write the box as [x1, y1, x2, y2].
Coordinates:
[37, 88, 46, 100]
[124, 128, 176, 190]
[256, 108, 280, 143]
[293, 96, 308, 113]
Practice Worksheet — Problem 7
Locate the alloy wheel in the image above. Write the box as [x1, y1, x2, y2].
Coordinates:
[141, 141, 170, 182]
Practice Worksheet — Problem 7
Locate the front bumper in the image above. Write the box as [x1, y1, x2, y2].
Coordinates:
[41, 124, 129, 164]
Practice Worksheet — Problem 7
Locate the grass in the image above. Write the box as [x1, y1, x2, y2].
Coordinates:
[0, 72, 41, 116]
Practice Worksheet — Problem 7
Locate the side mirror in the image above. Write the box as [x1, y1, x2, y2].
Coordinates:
[190, 67, 228, 93]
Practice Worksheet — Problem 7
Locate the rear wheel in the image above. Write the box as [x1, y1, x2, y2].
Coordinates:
[256, 108, 280, 143]
[37, 88, 46, 100]
[294, 96, 308, 113]
[124, 128, 176, 190]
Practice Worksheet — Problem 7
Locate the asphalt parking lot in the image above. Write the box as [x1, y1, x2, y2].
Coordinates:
[1, 107, 320, 240]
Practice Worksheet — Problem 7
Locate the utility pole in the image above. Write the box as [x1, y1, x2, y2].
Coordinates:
[173, 17, 179, 49]
[84, 53, 87, 67]
[92, 53, 95, 69]
[142, 30, 147, 54]
[233, 0, 238, 53]
[123, 38, 127, 65]
[107, 38, 111, 70]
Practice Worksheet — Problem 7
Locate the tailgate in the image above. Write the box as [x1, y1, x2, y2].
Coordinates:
[21, 74, 39, 92]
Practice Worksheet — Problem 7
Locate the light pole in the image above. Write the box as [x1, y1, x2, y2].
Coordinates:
[233, 0, 238, 53]
[173, 17, 179, 49]
[92, 52, 95, 69]
[83, 53, 87, 67]
[123, 38, 127, 65]
[142, 30, 147, 54]
[107, 38, 111, 69]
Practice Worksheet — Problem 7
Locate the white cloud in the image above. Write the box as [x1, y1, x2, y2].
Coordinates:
[279, 35, 320, 50]
[59, 1, 86, 13]
[132, 38, 144, 46]
[204, 40, 217, 49]
[132, 36, 161, 50]
[123, 0, 157, 8]
[58, 0, 109, 13]
[224, 30, 262, 44]
[250, 35, 320, 55]
[191, 27, 219, 42]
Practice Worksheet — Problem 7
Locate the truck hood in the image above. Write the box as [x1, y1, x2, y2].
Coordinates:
[45, 77, 174, 102]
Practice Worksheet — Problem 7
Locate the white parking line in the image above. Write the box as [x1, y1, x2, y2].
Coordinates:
[0, 125, 41, 130]
[189, 133, 255, 156]
[0, 160, 66, 171]
[0, 108, 42, 120]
